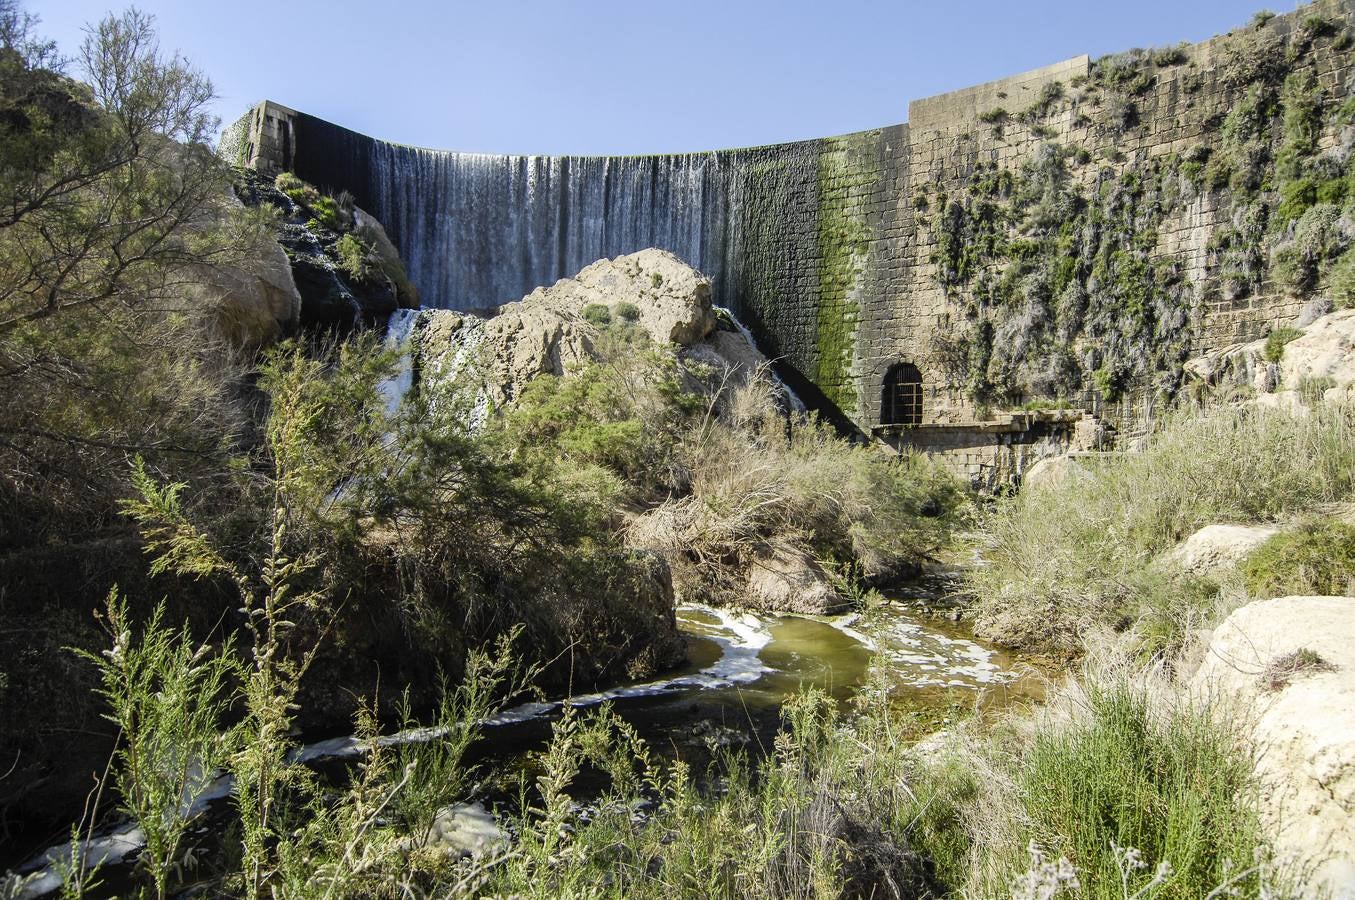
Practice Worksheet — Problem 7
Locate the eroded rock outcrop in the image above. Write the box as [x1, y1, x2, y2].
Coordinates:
[414, 249, 777, 410]
[1162, 523, 1279, 576]
[1185, 309, 1355, 404]
[1192, 596, 1355, 896]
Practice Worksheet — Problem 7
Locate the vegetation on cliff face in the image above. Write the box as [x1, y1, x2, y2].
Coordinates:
[922, 5, 1355, 410]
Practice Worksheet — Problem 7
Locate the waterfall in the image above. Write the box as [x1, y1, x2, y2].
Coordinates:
[715, 306, 808, 413]
[379, 307, 423, 415]
[359, 145, 743, 311]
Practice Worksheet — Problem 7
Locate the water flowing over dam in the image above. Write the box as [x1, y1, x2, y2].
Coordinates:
[286, 112, 828, 318]
[250, 107, 896, 419]
[363, 146, 746, 312]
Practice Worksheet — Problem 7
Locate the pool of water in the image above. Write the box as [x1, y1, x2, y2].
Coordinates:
[8, 598, 1042, 898]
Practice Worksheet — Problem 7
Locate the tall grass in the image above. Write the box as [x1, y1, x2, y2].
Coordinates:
[905, 658, 1280, 899]
[970, 402, 1355, 652]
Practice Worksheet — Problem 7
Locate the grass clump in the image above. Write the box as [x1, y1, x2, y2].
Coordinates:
[1297, 374, 1336, 404]
[969, 402, 1355, 653]
[1261, 647, 1336, 691]
[1240, 517, 1355, 598]
[275, 171, 344, 231]
[913, 674, 1274, 898]
[1263, 325, 1303, 362]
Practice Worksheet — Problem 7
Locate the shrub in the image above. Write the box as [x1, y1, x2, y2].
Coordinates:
[333, 232, 371, 281]
[1252, 9, 1276, 28]
[1329, 247, 1355, 307]
[970, 402, 1355, 652]
[1241, 517, 1355, 597]
[1263, 325, 1302, 362]
[1298, 374, 1336, 405]
[581, 302, 612, 326]
[907, 668, 1274, 898]
[979, 107, 1009, 124]
[613, 300, 641, 322]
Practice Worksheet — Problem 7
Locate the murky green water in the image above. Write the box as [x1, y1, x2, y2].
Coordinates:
[9, 597, 1042, 897]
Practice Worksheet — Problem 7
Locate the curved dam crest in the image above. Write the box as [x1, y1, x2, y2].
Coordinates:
[229, 101, 898, 419]
[225, 1, 1352, 476]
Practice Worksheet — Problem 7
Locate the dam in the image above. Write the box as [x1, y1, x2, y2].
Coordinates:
[223, 0, 1352, 484]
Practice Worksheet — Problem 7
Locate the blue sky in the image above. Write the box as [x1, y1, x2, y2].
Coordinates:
[36, 0, 1278, 155]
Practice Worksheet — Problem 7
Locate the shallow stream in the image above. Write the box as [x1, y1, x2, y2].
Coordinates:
[9, 597, 1041, 898]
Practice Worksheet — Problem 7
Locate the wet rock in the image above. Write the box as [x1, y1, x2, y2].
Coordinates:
[1192, 595, 1355, 896]
[419, 305, 599, 409]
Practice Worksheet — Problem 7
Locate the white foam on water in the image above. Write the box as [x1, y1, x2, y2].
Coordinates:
[824, 609, 1014, 689]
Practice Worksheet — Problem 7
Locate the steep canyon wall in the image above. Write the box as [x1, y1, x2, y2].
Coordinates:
[225, 0, 1355, 436]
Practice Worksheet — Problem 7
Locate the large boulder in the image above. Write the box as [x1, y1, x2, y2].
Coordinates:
[1192, 596, 1355, 896]
[519, 249, 716, 346]
[1276, 308, 1355, 391]
[193, 229, 302, 350]
[353, 207, 418, 309]
[1162, 523, 1279, 576]
[1185, 309, 1355, 404]
[415, 250, 736, 410]
[745, 545, 849, 615]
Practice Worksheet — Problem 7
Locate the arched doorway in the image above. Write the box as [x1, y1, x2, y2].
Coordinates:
[881, 362, 923, 426]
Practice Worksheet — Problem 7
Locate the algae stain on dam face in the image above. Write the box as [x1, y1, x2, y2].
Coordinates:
[814, 133, 873, 414]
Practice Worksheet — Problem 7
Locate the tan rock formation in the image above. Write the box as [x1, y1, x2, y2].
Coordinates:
[521, 248, 716, 346]
[1162, 523, 1280, 576]
[192, 220, 301, 350]
[745, 545, 849, 615]
[1192, 596, 1355, 896]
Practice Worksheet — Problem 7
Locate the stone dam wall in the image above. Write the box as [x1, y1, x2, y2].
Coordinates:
[226, 0, 1355, 455]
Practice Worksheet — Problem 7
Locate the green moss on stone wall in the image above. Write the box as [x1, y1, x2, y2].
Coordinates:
[814, 135, 872, 413]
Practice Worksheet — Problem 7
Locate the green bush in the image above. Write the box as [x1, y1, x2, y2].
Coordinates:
[613, 300, 641, 322]
[1330, 247, 1355, 307]
[333, 232, 371, 281]
[274, 171, 343, 230]
[1241, 517, 1355, 597]
[907, 674, 1275, 899]
[581, 302, 612, 326]
[1264, 325, 1302, 362]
